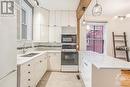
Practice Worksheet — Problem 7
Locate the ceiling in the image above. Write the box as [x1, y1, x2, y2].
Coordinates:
[86, 0, 130, 16]
[37, 0, 80, 10]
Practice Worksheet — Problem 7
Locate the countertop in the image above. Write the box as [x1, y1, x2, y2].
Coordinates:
[17, 50, 61, 66]
[79, 51, 130, 69]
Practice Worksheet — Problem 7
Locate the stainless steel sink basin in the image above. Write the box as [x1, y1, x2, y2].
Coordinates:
[21, 53, 39, 57]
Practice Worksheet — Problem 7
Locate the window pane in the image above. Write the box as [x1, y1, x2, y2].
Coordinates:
[86, 25, 104, 54]
[22, 9, 26, 24]
[22, 24, 27, 39]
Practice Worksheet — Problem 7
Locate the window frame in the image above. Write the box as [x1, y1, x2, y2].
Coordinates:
[86, 22, 107, 54]
[17, 0, 34, 41]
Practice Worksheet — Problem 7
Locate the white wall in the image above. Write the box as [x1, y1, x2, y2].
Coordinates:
[80, 16, 130, 59]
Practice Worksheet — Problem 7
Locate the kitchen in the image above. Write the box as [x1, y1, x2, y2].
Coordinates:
[1, 0, 130, 87]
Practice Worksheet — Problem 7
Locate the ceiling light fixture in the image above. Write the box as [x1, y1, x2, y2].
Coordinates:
[114, 16, 118, 19]
[126, 14, 130, 18]
[92, 0, 102, 16]
[119, 16, 125, 20]
[114, 16, 126, 20]
[34, 0, 39, 6]
[82, 7, 87, 25]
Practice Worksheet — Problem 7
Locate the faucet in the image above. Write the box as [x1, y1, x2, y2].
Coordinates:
[22, 42, 28, 54]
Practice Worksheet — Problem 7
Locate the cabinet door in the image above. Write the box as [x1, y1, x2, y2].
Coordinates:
[48, 52, 61, 71]
[61, 11, 69, 26]
[55, 11, 61, 27]
[40, 25, 49, 42]
[33, 24, 41, 41]
[54, 27, 61, 43]
[69, 11, 77, 27]
[49, 27, 55, 42]
[34, 56, 44, 84]
[49, 11, 56, 26]
[33, 7, 49, 42]
[40, 8, 49, 25]
[49, 26, 61, 43]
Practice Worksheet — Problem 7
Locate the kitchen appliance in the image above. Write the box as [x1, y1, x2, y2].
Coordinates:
[62, 44, 76, 52]
[61, 51, 79, 72]
[61, 34, 78, 72]
[62, 34, 76, 43]
[61, 52, 78, 65]
[0, 3, 17, 87]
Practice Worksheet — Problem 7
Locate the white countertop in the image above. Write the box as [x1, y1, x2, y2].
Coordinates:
[79, 51, 130, 69]
[17, 50, 61, 65]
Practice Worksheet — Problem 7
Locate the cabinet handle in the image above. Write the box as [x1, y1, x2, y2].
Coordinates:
[28, 71, 31, 74]
[84, 63, 88, 66]
[28, 86, 30, 87]
[40, 60, 42, 63]
[28, 64, 31, 66]
[28, 79, 31, 81]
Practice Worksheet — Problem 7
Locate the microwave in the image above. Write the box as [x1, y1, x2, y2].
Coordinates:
[61, 35, 76, 43]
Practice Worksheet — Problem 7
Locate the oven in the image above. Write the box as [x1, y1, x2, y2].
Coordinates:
[61, 52, 78, 65]
[61, 35, 76, 43]
[61, 34, 78, 71]
[62, 44, 76, 52]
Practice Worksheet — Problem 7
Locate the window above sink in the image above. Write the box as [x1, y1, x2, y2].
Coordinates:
[17, 0, 33, 41]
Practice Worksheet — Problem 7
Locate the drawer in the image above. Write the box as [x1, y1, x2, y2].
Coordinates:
[21, 61, 35, 72]
[20, 75, 34, 87]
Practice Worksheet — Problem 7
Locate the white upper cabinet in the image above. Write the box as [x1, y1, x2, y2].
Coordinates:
[40, 25, 49, 42]
[49, 10, 77, 27]
[49, 10, 61, 27]
[61, 11, 69, 26]
[49, 10, 56, 26]
[61, 11, 77, 27]
[69, 11, 77, 27]
[55, 11, 62, 27]
[33, 7, 49, 42]
[49, 27, 61, 43]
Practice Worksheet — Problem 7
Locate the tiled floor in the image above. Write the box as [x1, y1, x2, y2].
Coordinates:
[37, 71, 130, 87]
[37, 72, 84, 87]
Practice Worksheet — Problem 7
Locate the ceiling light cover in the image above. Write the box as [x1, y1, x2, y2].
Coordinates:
[82, 20, 86, 25]
[126, 14, 130, 18]
[92, 0, 102, 16]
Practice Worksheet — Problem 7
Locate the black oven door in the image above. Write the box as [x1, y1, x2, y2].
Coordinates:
[61, 52, 78, 65]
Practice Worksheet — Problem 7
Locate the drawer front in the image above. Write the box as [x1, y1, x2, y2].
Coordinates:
[20, 74, 34, 87]
[20, 60, 36, 87]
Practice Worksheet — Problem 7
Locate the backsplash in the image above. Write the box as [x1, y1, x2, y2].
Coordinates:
[33, 42, 62, 51]
[17, 40, 34, 54]
[17, 41, 62, 54]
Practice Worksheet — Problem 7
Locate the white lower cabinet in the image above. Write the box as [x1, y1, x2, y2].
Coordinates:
[18, 54, 47, 87]
[79, 54, 92, 87]
[47, 52, 61, 71]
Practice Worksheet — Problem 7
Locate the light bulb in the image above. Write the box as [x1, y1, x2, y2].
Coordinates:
[120, 17, 125, 20]
[82, 20, 86, 25]
[126, 14, 130, 18]
[114, 16, 118, 19]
